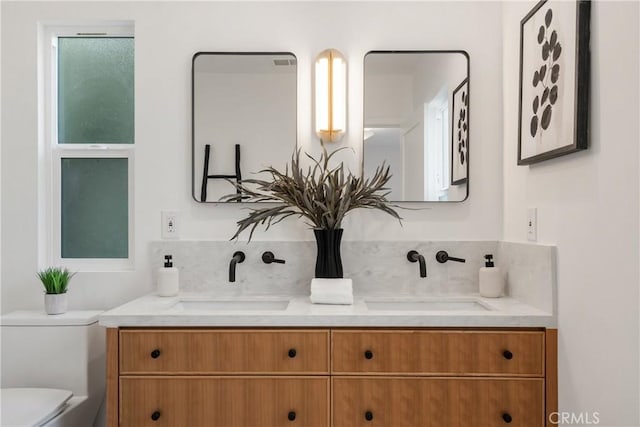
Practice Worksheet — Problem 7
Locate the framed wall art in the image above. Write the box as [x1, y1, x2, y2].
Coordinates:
[517, 0, 590, 165]
[451, 78, 469, 185]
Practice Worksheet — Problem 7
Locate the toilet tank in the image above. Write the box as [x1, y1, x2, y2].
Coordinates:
[1, 311, 105, 398]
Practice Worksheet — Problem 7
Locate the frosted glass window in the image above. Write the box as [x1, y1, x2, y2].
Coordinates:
[58, 37, 134, 144]
[61, 158, 128, 258]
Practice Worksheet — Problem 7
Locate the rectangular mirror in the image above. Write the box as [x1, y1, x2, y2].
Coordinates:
[192, 52, 297, 202]
[363, 51, 469, 202]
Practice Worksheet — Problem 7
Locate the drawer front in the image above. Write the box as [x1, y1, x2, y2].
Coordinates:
[120, 377, 329, 427]
[332, 330, 544, 376]
[120, 329, 329, 374]
[332, 377, 544, 427]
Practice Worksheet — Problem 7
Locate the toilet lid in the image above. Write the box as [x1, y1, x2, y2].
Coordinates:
[1, 388, 73, 427]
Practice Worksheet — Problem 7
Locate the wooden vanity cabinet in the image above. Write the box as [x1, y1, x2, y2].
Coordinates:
[107, 328, 557, 427]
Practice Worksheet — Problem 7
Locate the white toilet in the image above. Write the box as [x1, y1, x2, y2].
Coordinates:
[1, 311, 105, 427]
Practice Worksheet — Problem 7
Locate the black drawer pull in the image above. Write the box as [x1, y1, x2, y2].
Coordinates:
[151, 411, 161, 421]
[288, 411, 296, 421]
[503, 350, 513, 360]
[365, 411, 374, 421]
[364, 350, 374, 360]
[150, 349, 161, 359]
[502, 412, 513, 423]
[288, 348, 297, 358]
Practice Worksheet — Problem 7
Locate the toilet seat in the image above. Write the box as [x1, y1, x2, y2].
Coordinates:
[1, 388, 73, 427]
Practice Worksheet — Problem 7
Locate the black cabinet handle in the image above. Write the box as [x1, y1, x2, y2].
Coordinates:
[364, 350, 374, 360]
[150, 349, 161, 359]
[288, 411, 296, 421]
[151, 411, 161, 421]
[502, 413, 513, 423]
[503, 350, 513, 360]
[365, 411, 374, 421]
[288, 348, 297, 358]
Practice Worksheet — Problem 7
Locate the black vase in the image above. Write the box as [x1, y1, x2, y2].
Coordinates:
[314, 229, 344, 279]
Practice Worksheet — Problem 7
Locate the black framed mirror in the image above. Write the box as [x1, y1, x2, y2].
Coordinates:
[363, 50, 470, 202]
[192, 52, 297, 202]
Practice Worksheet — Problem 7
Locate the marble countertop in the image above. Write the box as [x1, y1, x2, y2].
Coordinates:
[99, 293, 555, 328]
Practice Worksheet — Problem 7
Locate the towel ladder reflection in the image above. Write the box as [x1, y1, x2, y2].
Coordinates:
[200, 144, 242, 202]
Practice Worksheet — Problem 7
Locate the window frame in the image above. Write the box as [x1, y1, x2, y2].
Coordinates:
[436, 102, 450, 194]
[424, 86, 450, 201]
[40, 24, 135, 272]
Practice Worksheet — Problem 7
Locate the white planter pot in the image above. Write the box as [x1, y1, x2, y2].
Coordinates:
[44, 293, 67, 315]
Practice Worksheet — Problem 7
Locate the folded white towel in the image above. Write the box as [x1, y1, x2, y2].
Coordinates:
[310, 278, 353, 305]
[310, 292, 354, 305]
[310, 278, 353, 294]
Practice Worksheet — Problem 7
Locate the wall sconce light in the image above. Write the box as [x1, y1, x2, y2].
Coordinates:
[315, 49, 346, 142]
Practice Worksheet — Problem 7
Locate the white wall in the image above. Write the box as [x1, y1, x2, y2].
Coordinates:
[502, 1, 639, 426]
[364, 73, 412, 126]
[363, 128, 403, 201]
[1, 1, 504, 312]
[0, 0, 3, 305]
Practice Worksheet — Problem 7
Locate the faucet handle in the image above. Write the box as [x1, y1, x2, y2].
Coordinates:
[262, 251, 285, 264]
[435, 250, 466, 263]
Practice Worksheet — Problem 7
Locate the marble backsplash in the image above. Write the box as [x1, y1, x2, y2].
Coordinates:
[150, 240, 555, 306]
[497, 241, 556, 313]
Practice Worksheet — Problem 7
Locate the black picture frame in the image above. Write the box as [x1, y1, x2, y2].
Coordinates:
[451, 78, 469, 185]
[517, 0, 590, 165]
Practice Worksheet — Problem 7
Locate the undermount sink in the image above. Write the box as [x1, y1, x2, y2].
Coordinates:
[172, 300, 290, 311]
[365, 299, 492, 312]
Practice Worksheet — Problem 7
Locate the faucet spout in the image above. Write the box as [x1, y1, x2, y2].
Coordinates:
[229, 251, 246, 283]
[407, 250, 427, 278]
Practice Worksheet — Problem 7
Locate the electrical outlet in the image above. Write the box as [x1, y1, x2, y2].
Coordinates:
[527, 208, 537, 241]
[161, 211, 179, 239]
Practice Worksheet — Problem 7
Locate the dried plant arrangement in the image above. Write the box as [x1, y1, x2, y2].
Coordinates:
[222, 142, 402, 241]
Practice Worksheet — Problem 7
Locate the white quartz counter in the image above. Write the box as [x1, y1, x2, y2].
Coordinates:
[99, 293, 555, 328]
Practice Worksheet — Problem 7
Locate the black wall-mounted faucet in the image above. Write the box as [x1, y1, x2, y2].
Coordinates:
[407, 250, 427, 278]
[229, 251, 245, 283]
[262, 251, 285, 264]
[435, 250, 466, 263]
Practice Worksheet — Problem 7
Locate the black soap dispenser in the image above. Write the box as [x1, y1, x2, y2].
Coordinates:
[478, 254, 504, 298]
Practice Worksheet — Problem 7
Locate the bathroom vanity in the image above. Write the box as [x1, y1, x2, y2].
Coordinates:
[102, 295, 557, 427]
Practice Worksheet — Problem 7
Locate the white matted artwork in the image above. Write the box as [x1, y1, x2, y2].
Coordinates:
[517, 0, 590, 165]
[451, 78, 469, 185]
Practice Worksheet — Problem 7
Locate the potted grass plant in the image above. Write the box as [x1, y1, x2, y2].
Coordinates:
[38, 267, 75, 315]
[222, 143, 402, 279]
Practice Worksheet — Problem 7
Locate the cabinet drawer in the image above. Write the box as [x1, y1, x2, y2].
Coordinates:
[120, 329, 329, 374]
[332, 377, 544, 427]
[332, 330, 544, 376]
[120, 377, 329, 427]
